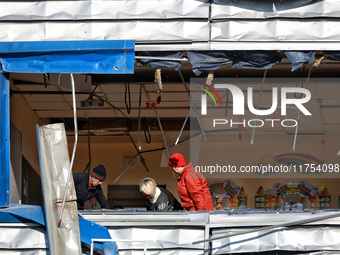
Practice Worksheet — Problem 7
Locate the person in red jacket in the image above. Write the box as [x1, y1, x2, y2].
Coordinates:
[168, 153, 214, 211]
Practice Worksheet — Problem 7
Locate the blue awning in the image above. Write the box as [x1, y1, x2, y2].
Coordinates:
[0, 40, 135, 74]
[0, 205, 117, 253]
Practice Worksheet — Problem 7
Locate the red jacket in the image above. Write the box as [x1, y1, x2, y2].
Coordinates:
[177, 163, 214, 211]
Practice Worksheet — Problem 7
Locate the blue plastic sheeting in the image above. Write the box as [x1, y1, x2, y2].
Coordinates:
[284, 51, 316, 72]
[324, 51, 340, 61]
[79, 216, 118, 253]
[0, 205, 45, 225]
[136, 51, 183, 70]
[0, 40, 135, 74]
[187, 51, 282, 75]
[103, 242, 119, 255]
[0, 73, 9, 208]
[231, 51, 282, 69]
[187, 51, 233, 75]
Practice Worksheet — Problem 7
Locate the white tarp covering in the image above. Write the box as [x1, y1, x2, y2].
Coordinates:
[211, 20, 340, 41]
[0, 21, 209, 42]
[81, 210, 340, 254]
[0, 224, 47, 250]
[211, 226, 340, 254]
[211, 0, 340, 19]
[82, 211, 209, 253]
[1, 0, 340, 50]
[0, 0, 209, 20]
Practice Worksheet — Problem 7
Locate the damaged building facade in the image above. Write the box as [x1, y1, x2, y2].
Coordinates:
[2, 0, 340, 254]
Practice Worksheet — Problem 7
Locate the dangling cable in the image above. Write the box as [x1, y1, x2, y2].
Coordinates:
[125, 81, 131, 114]
[293, 66, 313, 151]
[142, 117, 151, 144]
[83, 130, 91, 173]
[58, 73, 78, 228]
[43, 73, 50, 88]
[294, 82, 304, 99]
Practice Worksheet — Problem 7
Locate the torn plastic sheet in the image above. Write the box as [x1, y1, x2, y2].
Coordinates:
[187, 51, 281, 75]
[230, 51, 282, 69]
[187, 51, 233, 76]
[136, 51, 183, 70]
[324, 51, 340, 61]
[284, 51, 316, 72]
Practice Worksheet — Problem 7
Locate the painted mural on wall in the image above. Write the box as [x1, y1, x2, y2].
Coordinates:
[209, 180, 332, 211]
[208, 181, 249, 210]
[263, 181, 331, 210]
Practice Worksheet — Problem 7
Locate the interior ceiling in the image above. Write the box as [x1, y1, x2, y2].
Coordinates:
[9, 57, 340, 138]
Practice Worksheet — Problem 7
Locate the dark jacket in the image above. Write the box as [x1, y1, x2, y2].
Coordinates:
[146, 186, 183, 211]
[73, 172, 108, 210]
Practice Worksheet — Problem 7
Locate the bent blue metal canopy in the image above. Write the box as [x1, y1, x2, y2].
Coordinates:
[0, 40, 135, 73]
[0, 204, 117, 252]
[0, 40, 135, 207]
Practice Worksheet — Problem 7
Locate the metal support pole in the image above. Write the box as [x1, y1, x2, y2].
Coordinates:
[112, 153, 138, 184]
[138, 84, 142, 150]
[178, 69, 207, 142]
[135, 56, 188, 62]
[225, 90, 229, 118]
[293, 67, 312, 151]
[251, 69, 267, 145]
[127, 132, 149, 172]
[175, 105, 192, 145]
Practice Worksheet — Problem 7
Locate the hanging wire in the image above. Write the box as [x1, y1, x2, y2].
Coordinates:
[250, 69, 268, 145]
[294, 82, 304, 99]
[92, 92, 128, 118]
[88, 84, 99, 99]
[83, 130, 91, 173]
[124, 81, 131, 114]
[58, 73, 78, 228]
[142, 117, 151, 144]
[43, 73, 49, 88]
[293, 66, 313, 151]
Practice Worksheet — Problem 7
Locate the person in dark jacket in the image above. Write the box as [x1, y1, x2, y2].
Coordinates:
[73, 164, 109, 210]
[139, 177, 183, 211]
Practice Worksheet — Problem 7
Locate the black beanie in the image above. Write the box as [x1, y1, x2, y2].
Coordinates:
[91, 164, 106, 181]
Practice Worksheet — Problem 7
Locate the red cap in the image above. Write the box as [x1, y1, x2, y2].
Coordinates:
[168, 153, 186, 167]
